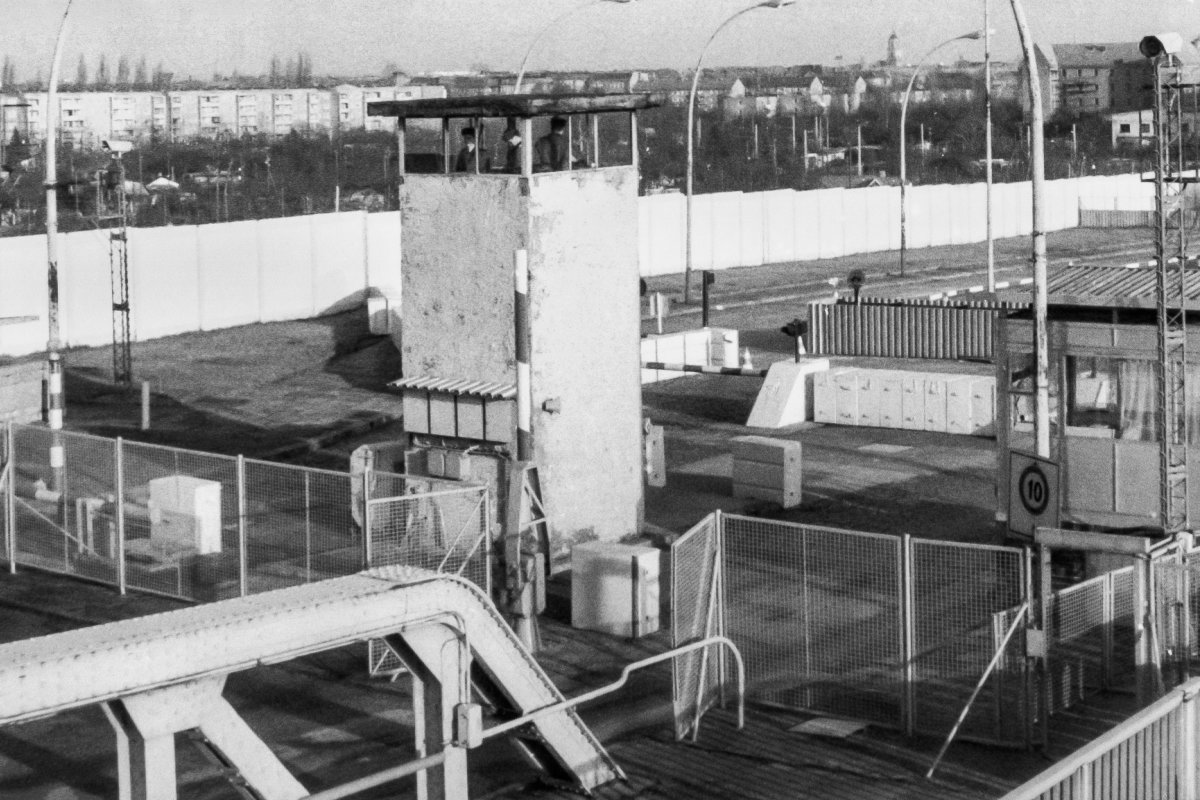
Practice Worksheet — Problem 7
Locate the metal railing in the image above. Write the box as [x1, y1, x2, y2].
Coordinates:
[1, 422, 489, 606]
[998, 677, 1200, 800]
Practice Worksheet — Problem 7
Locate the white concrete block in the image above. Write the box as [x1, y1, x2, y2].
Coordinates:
[571, 542, 660, 637]
[746, 358, 830, 428]
[148, 476, 222, 555]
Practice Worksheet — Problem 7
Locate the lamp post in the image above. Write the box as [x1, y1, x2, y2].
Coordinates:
[685, 0, 795, 303]
[513, 0, 634, 93]
[984, 0, 995, 292]
[898, 29, 982, 277]
[1006, 0, 1049, 460]
[45, 0, 75, 496]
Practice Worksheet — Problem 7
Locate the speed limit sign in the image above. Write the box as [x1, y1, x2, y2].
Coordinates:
[1009, 451, 1060, 538]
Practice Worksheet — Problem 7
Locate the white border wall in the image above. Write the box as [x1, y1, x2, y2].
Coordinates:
[0, 173, 1152, 358]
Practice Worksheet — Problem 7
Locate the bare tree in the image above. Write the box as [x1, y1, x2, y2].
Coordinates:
[95, 54, 110, 89]
[74, 54, 88, 90]
[133, 56, 148, 90]
[115, 55, 130, 89]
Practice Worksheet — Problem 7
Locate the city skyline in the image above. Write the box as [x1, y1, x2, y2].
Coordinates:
[0, 0, 1197, 85]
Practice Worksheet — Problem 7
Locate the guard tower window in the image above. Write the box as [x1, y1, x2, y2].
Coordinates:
[1066, 356, 1120, 434]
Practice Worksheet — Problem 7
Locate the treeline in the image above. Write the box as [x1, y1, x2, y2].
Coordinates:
[0, 50, 324, 92]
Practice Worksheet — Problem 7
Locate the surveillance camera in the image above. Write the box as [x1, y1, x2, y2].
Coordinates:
[1140, 33, 1184, 60]
[101, 139, 134, 154]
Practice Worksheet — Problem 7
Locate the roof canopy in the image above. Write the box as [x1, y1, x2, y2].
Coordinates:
[368, 92, 665, 120]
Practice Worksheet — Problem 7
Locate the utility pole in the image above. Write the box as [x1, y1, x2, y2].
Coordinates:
[856, 124, 863, 177]
[984, 0, 995, 291]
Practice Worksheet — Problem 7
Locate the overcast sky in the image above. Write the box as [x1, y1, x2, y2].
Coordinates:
[1, 0, 1197, 82]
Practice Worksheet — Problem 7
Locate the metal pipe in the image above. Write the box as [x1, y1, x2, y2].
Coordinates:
[927, 602, 1029, 778]
[513, 0, 633, 93]
[300, 751, 448, 800]
[481, 635, 746, 740]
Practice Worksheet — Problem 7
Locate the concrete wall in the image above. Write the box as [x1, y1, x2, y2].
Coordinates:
[397, 175, 526, 384]
[398, 168, 644, 547]
[637, 172, 1155, 276]
[0, 211, 401, 358]
[0, 172, 1156, 360]
[527, 167, 643, 545]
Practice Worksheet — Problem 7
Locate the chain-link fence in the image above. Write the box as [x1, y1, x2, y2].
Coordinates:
[671, 513, 1030, 745]
[1, 422, 489, 607]
[670, 513, 723, 740]
[364, 481, 492, 676]
[910, 539, 1029, 745]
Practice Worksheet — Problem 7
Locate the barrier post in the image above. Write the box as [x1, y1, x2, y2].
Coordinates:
[236, 455, 247, 597]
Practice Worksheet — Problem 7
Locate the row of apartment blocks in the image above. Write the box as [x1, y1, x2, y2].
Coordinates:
[0, 63, 1014, 152]
[0, 83, 450, 150]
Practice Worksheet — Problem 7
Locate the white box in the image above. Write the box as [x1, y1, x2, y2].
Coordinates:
[834, 369, 860, 425]
[812, 369, 844, 424]
[856, 371, 881, 427]
[731, 435, 802, 508]
[879, 376, 904, 428]
[924, 376, 948, 432]
[945, 377, 974, 435]
[745, 358, 829, 428]
[571, 542, 660, 638]
[902, 374, 926, 430]
[148, 476, 222, 555]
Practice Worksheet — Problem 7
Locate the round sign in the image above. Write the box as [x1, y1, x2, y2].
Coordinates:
[1018, 464, 1050, 515]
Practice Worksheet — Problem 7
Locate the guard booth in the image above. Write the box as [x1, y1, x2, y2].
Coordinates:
[996, 266, 1200, 544]
[367, 93, 662, 572]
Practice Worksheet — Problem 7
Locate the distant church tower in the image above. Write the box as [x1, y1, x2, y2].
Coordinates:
[887, 31, 901, 67]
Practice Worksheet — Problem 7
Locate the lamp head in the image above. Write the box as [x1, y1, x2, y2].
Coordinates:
[1140, 33, 1183, 59]
[101, 139, 133, 155]
[760, 0, 796, 7]
[961, 30, 985, 41]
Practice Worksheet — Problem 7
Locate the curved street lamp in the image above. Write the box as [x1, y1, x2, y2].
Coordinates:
[897, 29, 982, 277]
[513, 0, 634, 94]
[685, 0, 795, 303]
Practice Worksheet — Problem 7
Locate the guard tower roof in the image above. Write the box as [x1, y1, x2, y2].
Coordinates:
[368, 92, 665, 119]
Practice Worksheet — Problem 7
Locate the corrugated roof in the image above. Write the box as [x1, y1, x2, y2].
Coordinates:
[1047, 263, 1200, 310]
[388, 375, 516, 400]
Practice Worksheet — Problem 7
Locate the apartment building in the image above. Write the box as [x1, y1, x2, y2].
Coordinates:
[0, 82, 446, 148]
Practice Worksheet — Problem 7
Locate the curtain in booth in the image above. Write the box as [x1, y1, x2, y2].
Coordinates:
[1118, 360, 1156, 441]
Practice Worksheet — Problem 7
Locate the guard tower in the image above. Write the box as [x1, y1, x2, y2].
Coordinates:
[368, 93, 662, 569]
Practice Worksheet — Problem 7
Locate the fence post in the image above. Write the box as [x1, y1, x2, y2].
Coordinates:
[115, 437, 126, 595]
[362, 467, 372, 570]
[5, 423, 15, 574]
[902, 534, 915, 736]
[1178, 687, 1197, 800]
[304, 470, 312, 584]
[1102, 570, 1115, 690]
[236, 455, 247, 597]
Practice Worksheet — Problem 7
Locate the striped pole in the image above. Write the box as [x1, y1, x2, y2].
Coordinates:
[45, 1, 74, 498]
[514, 249, 532, 462]
[641, 361, 768, 378]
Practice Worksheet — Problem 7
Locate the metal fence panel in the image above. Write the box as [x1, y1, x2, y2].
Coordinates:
[911, 539, 1027, 745]
[670, 513, 722, 740]
[722, 515, 906, 729]
[242, 459, 364, 593]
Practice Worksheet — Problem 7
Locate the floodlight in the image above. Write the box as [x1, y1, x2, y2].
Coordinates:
[101, 139, 133, 154]
[1140, 33, 1184, 59]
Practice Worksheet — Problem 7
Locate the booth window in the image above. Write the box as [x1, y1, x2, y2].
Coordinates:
[1009, 352, 1059, 432]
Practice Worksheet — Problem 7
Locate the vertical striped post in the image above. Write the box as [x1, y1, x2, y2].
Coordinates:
[514, 249, 533, 462]
[114, 436, 126, 594]
[5, 422, 16, 574]
[47, 352, 65, 497]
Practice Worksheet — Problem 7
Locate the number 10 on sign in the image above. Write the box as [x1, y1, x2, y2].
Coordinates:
[1008, 451, 1060, 539]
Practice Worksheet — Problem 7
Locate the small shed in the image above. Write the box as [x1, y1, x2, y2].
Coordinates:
[996, 265, 1200, 534]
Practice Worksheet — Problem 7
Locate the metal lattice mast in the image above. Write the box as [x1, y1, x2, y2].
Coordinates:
[1151, 53, 1194, 534]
